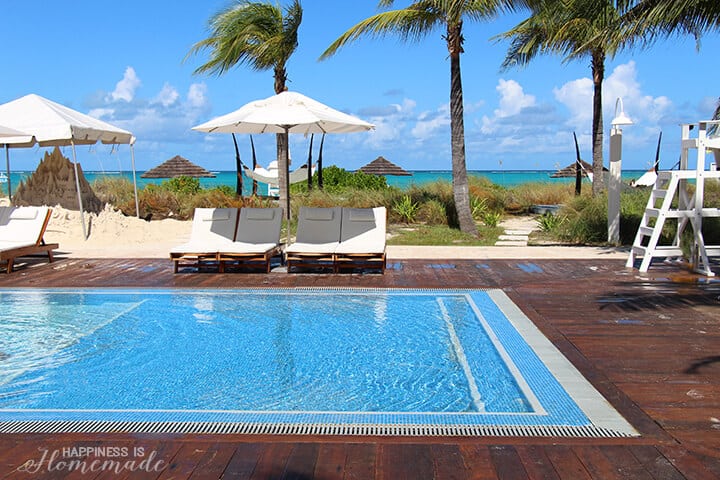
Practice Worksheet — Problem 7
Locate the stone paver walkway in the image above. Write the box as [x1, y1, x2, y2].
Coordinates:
[494, 215, 538, 246]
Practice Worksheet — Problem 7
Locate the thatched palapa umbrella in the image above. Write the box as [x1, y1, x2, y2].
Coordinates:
[142, 155, 216, 178]
[359, 156, 411, 176]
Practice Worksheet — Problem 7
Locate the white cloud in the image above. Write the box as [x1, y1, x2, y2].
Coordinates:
[494, 79, 536, 117]
[554, 61, 672, 133]
[187, 83, 208, 109]
[153, 82, 180, 107]
[88, 69, 212, 147]
[553, 77, 593, 128]
[109, 67, 141, 102]
[411, 103, 449, 139]
[481, 79, 538, 134]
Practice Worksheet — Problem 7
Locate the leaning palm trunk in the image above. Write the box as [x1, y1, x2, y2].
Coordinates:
[591, 51, 605, 195]
[448, 22, 476, 235]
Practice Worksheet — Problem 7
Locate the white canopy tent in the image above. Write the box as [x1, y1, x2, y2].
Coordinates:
[0, 125, 32, 197]
[0, 94, 139, 238]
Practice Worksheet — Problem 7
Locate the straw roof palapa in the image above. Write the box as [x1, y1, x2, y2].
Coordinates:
[359, 156, 411, 176]
[550, 159, 607, 178]
[141, 155, 216, 178]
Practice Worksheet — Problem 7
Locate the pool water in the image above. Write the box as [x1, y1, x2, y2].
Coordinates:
[0, 288, 637, 437]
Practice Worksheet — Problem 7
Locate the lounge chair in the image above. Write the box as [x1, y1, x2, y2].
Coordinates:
[217, 207, 283, 273]
[0, 206, 59, 273]
[286, 206, 342, 272]
[335, 207, 387, 273]
[170, 208, 238, 273]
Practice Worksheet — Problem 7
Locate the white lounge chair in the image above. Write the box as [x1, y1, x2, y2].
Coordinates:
[285, 206, 342, 272]
[0, 206, 59, 273]
[170, 207, 238, 273]
[335, 207, 387, 273]
[217, 207, 283, 273]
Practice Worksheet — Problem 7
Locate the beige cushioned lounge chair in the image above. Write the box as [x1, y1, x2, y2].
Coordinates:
[285, 206, 342, 272]
[0, 206, 59, 273]
[217, 207, 283, 273]
[170, 207, 238, 273]
[335, 206, 387, 273]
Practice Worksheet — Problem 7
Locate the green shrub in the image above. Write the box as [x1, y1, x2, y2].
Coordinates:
[393, 195, 420, 223]
[162, 176, 201, 195]
[470, 196, 488, 220]
[417, 199, 448, 225]
[292, 165, 388, 193]
[482, 211, 502, 228]
[537, 212, 563, 232]
[211, 184, 237, 197]
[92, 177, 135, 206]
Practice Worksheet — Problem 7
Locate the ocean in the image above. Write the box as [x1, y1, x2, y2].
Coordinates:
[2, 169, 648, 197]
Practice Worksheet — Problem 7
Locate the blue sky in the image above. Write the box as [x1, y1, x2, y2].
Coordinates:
[1, 1, 719, 173]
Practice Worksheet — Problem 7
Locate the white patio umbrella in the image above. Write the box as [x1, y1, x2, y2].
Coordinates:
[0, 94, 140, 239]
[192, 90, 374, 221]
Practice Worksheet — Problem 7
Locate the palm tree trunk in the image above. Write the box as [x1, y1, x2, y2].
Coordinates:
[277, 131, 290, 221]
[447, 21, 476, 236]
[591, 50, 606, 196]
[275, 66, 290, 220]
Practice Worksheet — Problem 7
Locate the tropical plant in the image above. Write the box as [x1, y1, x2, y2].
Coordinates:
[470, 196, 489, 220]
[393, 195, 420, 223]
[320, 0, 528, 236]
[187, 0, 303, 202]
[482, 211, 502, 228]
[497, 0, 637, 197]
[537, 211, 563, 232]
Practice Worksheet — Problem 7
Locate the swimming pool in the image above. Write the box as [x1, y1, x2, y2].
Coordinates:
[0, 288, 636, 437]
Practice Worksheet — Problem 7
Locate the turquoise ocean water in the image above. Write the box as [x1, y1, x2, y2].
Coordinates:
[2, 169, 648, 197]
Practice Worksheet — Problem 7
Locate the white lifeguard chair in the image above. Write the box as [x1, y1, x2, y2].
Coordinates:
[627, 120, 720, 276]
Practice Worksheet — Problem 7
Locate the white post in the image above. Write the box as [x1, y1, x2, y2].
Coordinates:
[4, 145, 11, 199]
[608, 127, 622, 244]
[608, 98, 632, 245]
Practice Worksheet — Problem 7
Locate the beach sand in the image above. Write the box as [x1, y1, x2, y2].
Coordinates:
[20, 202, 627, 261]
[43, 204, 192, 259]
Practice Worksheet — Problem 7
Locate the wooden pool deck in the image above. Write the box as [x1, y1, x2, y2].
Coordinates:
[0, 256, 719, 478]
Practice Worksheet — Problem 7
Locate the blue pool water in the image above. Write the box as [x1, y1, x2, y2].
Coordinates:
[0, 289, 636, 437]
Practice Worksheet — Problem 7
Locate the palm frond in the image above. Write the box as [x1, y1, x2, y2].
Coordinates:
[320, 7, 443, 59]
[187, 0, 301, 77]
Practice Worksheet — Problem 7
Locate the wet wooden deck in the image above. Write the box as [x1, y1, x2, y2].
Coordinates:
[0, 255, 719, 478]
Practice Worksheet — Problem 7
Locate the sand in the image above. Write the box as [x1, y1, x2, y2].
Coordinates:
[44, 204, 192, 258]
[1, 199, 628, 260]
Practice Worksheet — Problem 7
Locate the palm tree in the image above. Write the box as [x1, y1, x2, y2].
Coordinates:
[187, 0, 302, 205]
[321, 1, 528, 236]
[498, 1, 640, 196]
[619, 0, 720, 36]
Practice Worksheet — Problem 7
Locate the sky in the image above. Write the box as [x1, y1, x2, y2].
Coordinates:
[1, 1, 719, 173]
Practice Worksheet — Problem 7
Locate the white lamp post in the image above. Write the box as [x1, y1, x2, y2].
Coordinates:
[608, 97, 633, 244]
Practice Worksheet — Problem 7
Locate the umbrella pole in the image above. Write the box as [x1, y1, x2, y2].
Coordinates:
[318, 134, 325, 190]
[250, 135, 258, 196]
[307, 134, 314, 190]
[284, 127, 291, 222]
[71, 141, 88, 240]
[4, 145, 12, 200]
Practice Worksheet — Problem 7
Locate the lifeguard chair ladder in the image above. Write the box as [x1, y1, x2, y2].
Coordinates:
[626, 120, 720, 276]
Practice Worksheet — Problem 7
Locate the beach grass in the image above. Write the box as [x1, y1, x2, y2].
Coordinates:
[91, 173, 720, 247]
